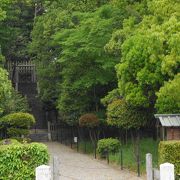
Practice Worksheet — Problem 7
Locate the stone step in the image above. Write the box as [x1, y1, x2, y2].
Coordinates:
[29, 133, 49, 142]
[29, 129, 49, 142]
[30, 129, 48, 134]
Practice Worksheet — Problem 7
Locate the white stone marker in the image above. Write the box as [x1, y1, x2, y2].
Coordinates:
[36, 165, 51, 180]
[53, 156, 61, 180]
[74, 137, 77, 143]
[160, 163, 174, 180]
[146, 153, 153, 180]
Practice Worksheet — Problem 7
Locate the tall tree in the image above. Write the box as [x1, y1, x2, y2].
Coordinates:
[106, 0, 179, 112]
[30, 1, 119, 114]
[0, 0, 34, 61]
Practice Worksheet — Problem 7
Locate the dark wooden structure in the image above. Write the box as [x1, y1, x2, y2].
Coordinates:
[155, 114, 180, 141]
[6, 60, 47, 130]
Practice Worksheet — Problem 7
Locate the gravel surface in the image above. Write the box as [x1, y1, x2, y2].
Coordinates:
[44, 142, 146, 180]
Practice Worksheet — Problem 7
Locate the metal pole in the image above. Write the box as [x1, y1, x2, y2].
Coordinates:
[137, 130, 140, 177]
[84, 139, 87, 153]
[70, 127, 73, 149]
[137, 153, 140, 177]
[107, 151, 109, 164]
[77, 136, 79, 152]
[120, 148, 123, 170]
[94, 142, 97, 159]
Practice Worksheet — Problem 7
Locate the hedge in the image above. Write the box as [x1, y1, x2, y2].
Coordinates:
[97, 138, 120, 157]
[159, 141, 180, 176]
[0, 142, 49, 179]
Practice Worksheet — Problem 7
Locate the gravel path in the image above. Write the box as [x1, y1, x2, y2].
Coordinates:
[44, 142, 146, 180]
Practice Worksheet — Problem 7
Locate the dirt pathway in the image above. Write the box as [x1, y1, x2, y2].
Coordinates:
[44, 142, 145, 180]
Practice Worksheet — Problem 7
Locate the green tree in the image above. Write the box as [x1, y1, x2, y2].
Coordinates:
[0, 67, 29, 116]
[54, 4, 128, 121]
[0, 0, 34, 61]
[0, 67, 13, 116]
[30, 2, 128, 121]
[106, 0, 180, 111]
[155, 73, 180, 114]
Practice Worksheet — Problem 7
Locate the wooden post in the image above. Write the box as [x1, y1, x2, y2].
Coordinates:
[160, 163, 174, 180]
[146, 153, 153, 180]
[36, 165, 51, 180]
[162, 127, 165, 141]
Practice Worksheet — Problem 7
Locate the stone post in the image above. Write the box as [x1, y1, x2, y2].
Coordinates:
[47, 121, 52, 141]
[53, 156, 60, 180]
[160, 163, 174, 180]
[146, 153, 153, 180]
[36, 165, 51, 180]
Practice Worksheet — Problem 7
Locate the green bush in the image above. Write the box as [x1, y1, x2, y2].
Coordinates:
[159, 141, 180, 176]
[97, 138, 120, 157]
[0, 142, 49, 179]
[0, 112, 35, 137]
[1, 112, 35, 128]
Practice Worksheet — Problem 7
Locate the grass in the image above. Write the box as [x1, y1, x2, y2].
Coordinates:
[109, 138, 159, 173]
[76, 138, 159, 174]
[79, 140, 94, 154]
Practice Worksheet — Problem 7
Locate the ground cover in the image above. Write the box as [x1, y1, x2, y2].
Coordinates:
[77, 138, 158, 174]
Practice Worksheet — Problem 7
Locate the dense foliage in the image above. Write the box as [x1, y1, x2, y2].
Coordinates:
[106, 99, 151, 129]
[29, 0, 179, 128]
[97, 138, 120, 157]
[155, 73, 180, 113]
[0, 0, 29, 117]
[0, 142, 49, 179]
[0, 0, 34, 62]
[0, 68, 12, 116]
[159, 141, 180, 176]
[0, 0, 179, 129]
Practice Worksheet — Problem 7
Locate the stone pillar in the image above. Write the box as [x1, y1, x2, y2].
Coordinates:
[53, 156, 60, 180]
[36, 165, 51, 180]
[160, 163, 174, 180]
[48, 121, 52, 141]
[146, 153, 153, 180]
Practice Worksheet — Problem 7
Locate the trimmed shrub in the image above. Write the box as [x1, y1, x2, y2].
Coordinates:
[97, 138, 120, 157]
[1, 112, 35, 128]
[0, 112, 35, 137]
[159, 141, 180, 176]
[79, 113, 99, 128]
[0, 142, 49, 179]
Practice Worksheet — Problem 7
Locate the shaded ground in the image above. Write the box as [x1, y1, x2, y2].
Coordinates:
[44, 142, 146, 180]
